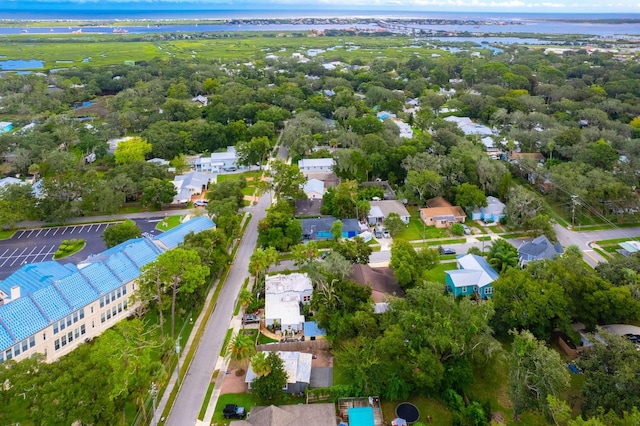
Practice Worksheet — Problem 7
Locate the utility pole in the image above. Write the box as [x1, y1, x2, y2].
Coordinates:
[150, 382, 158, 426]
[571, 195, 578, 228]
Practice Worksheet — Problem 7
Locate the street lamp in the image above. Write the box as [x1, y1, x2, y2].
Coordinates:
[150, 382, 158, 426]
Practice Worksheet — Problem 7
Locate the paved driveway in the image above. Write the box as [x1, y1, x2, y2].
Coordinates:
[0, 219, 159, 280]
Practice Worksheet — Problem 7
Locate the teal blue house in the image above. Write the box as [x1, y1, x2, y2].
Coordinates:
[445, 254, 498, 299]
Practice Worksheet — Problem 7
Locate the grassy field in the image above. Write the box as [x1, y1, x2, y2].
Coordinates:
[395, 217, 449, 241]
[423, 262, 458, 284]
[0, 33, 451, 70]
[381, 397, 453, 426]
[156, 215, 183, 231]
[211, 392, 305, 424]
[0, 229, 17, 239]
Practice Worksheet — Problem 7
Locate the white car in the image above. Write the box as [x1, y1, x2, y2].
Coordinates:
[194, 199, 208, 207]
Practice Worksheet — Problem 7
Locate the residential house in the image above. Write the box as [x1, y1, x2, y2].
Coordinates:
[300, 217, 359, 239]
[303, 179, 325, 200]
[172, 171, 216, 204]
[369, 200, 411, 225]
[0, 122, 13, 133]
[230, 403, 336, 426]
[445, 254, 499, 299]
[294, 199, 323, 217]
[367, 205, 385, 226]
[444, 116, 495, 137]
[618, 240, 640, 256]
[147, 158, 170, 167]
[471, 196, 506, 223]
[245, 351, 313, 394]
[0, 217, 215, 364]
[349, 264, 405, 303]
[195, 146, 239, 173]
[420, 205, 466, 228]
[518, 235, 564, 267]
[0, 176, 23, 189]
[393, 119, 414, 139]
[504, 152, 545, 164]
[298, 158, 335, 174]
[264, 273, 312, 332]
[191, 95, 208, 107]
[107, 136, 135, 154]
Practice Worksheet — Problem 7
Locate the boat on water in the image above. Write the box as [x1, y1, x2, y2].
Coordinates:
[20, 29, 28, 33]
[113, 28, 129, 34]
[72, 29, 82, 34]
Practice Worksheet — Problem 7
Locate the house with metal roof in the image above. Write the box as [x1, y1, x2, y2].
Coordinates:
[298, 158, 334, 173]
[300, 217, 360, 240]
[245, 351, 313, 395]
[0, 122, 13, 133]
[0, 217, 214, 364]
[518, 235, 564, 267]
[195, 146, 239, 173]
[264, 273, 312, 333]
[471, 196, 506, 223]
[445, 254, 499, 299]
[172, 171, 216, 204]
[303, 178, 325, 200]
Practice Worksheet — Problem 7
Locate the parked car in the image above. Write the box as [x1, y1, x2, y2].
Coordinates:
[382, 229, 391, 238]
[242, 314, 259, 325]
[320, 250, 330, 259]
[440, 247, 456, 255]
[193, 199, 208, 207]
[223, 404, 246, 419]
[462, 224, 470, 235]
[224, 166, 237, 172]
[374, 229, 383, 239]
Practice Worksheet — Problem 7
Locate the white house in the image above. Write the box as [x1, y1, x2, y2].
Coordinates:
[298, 158, 334, 174]
[444, 116, 496, 137]
[303, 179, 325, 200]
[172, 171, 216, 204]
[195, 146, 239, 173]
[191, 95, 208, 107]
[245, 351, 312, 394]
[0, 177, 24, 189]
[265, 273, 313, 332]
[369, 200, 411, 225]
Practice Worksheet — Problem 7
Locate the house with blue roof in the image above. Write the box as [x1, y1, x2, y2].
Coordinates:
[445, 254, 499, 299]
[0, 217, 214, 364]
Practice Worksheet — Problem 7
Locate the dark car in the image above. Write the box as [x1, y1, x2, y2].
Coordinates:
[223, 404, 246, 419]
[242, 314, 259, 325]
[320, 251, 330, 259]
[441, 247, 456, 255]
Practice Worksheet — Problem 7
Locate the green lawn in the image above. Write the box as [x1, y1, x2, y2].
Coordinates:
[381, 397, 452, 426]
[423, 263, 458, 284]
[395, 218, 449, 241]
[212, 392, 305, 424]
[216, 170, 263, 183]
[219, 328, 234, 357]
[156, 215, 182, 231]
[0, 229, 17, 240]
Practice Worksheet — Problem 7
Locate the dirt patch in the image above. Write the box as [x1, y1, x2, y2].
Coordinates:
[220, 366, 249, 395]
[311, 347, 333, 368]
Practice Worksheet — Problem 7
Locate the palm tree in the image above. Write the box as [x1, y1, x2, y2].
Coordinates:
[226, 332, 256, 376]
[238, 289, 254, 315]
[250, 352, 271, 378]
[487, 240, 519, 273]
[248, 247, 278, 284]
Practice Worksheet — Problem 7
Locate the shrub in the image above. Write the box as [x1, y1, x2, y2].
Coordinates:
[451, 223, 464, 236]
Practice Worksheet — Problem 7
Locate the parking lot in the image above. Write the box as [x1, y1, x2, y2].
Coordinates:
[0, 220, 159, 280]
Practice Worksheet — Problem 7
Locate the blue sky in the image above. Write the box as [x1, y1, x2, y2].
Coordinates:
[3, 0, 639, 13]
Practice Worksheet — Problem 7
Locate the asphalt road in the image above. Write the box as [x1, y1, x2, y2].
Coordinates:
[555, 224, 640, 267]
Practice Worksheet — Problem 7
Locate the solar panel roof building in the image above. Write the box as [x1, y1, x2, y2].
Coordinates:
[0, 217, 214, 364]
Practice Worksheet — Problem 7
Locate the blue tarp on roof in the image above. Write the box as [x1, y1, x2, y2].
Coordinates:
[0, 261, 76, 297]
[1, 297, 48, 342]
[55, 273, 99, 310]
[304, 321, 326, 338]
[30, 286, 71, 323]
[153, 216, 215, 249]
[79, 262, 121, 295]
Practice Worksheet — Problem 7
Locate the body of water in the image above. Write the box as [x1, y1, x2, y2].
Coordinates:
[0, 59, 44, 70]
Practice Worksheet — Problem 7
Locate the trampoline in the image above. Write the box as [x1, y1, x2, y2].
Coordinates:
[396, 402, 420, 424]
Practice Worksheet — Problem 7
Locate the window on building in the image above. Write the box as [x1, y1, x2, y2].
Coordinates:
[106, 310, 111, 320]
[117, 287, 121, 298]
[92, 321, 94, 328]
[112, 307, 117, 317]
[73, 312, 78, 323]
[43, 332, 46, 341]
[122, 285, 127, 295]
[29, 336, 35, 348]
[101, 313, 106, 323]
[5, 349, 12, 360]
[100, 297, 104, 308]
[13, 344, 20, 356]
[66, 316, 72, 327]
[303, 295, 311, 302]
[60, 320, 66, 331]
[61, 335, 67, 347]
[53, 323, 59, 334]
[111, 291, 116, 302]
[74, 328, 79, 339]
[68, 331, 73, 343]
[485, 287, 493, 295]
[91, 306, 94, 314]
[0, 352, 3, 363]
[118, 303, 122, 313]
[54, 340, 60, 351]
[461, 286, 468, 293]
[79, 308, 85, 319]
[21, 340, 28, 352]
[80, 325, 86, 335]
[123, 299, 128, 310]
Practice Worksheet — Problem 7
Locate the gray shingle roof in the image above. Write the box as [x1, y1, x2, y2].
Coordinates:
[518, 235, 564, 261]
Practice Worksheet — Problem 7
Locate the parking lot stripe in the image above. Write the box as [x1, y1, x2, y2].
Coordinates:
[10, 247, 29, 267]
[51, 227, 59, 236]
[44, 228, 52, 236]
[40, 245, 57, 262]
[0, 248, 9, 258]
[27, 230, 35, 238]
[35, 229, 44, 237]
[25, 246, 38, 258]
[0, 248, 19, 268]
[16, 230, 25, 239]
